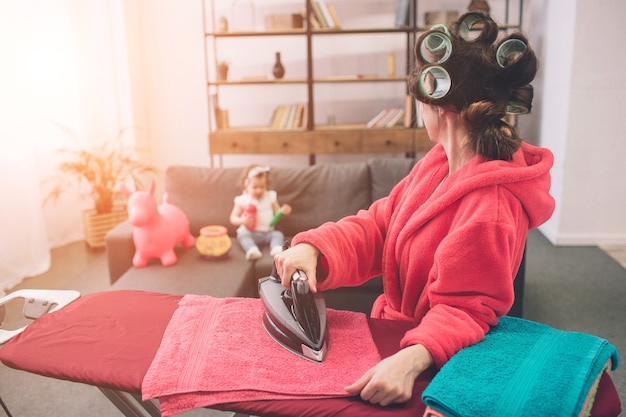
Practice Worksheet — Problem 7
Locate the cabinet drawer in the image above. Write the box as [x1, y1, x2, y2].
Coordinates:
[210, 130, 311, 154]
[310, 128, 414, 153]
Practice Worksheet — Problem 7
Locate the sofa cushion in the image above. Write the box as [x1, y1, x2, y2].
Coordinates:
[109, 242, 257, 298]
[368, 157, 416, 202]
[270, 162, 371, 237]
[165, 165, 242, 236]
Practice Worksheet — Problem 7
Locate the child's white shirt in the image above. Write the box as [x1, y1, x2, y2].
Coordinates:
[234, 190, 277, 232]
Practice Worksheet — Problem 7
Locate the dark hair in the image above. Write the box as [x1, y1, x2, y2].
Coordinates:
[407, 12, 538, 161]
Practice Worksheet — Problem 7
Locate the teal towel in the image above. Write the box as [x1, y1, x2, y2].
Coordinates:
[422, 317, 619, 417]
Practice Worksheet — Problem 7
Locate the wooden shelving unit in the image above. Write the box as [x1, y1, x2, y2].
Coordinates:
[203, 0, 523, 165]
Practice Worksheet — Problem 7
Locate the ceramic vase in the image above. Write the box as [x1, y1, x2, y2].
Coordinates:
[272, 52, 285, 79]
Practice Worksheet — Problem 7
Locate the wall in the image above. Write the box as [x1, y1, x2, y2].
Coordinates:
[124, 0, 210, 172]
[126, 0, 626, 246]
[2, 0, 139, 248]
[536, 0, 626, 245]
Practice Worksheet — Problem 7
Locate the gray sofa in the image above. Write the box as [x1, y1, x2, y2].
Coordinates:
[106, 158, 417, 313]
[105, 157, 525, 316]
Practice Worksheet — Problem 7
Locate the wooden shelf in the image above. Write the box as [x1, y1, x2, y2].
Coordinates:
[209, 126, 432, 155]
[209, 29, 307, 37]
[209, 76, 407, 86]
[207, 27, 415, 38]
[316, 75, 407, 83]
[311, 27, 415, 35]
[209, 78, 308, 86]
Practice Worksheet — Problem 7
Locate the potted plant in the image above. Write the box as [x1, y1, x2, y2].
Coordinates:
[44, 128, 155, 248]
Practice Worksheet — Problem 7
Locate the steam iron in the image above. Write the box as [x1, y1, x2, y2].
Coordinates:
[259, 266, 328, 363]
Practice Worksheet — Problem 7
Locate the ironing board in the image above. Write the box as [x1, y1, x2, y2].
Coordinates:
[0, 290, 621, 417]
[0, 289, 80, 344]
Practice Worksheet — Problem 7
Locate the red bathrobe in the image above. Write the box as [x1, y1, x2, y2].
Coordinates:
[292, 142, 555, 367]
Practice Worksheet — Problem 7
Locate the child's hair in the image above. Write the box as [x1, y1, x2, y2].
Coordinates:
[239, 165, 270, 189]
[407, 12, 538, 161]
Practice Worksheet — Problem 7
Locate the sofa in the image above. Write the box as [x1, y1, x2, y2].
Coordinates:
[106, 157, 525, 316]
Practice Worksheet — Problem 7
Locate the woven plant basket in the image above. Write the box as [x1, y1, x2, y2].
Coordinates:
[82, 205, 128, 248]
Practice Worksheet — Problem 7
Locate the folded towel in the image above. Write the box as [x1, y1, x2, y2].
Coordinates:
[422, 316, 620, 417]
[142, 295, 381, 417]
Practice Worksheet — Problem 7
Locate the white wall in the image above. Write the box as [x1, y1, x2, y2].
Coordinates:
[126, 0, 626, 246]
[529, 0, 576, 243]
[2, 0, 140, 248]
[125, 0, 211, 171]
[536, 0, 626, 245]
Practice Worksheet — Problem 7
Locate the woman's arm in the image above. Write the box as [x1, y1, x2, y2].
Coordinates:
[290, 175, 408, 291]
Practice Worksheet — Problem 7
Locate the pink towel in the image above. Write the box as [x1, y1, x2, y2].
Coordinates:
[142, 295, 381, 417]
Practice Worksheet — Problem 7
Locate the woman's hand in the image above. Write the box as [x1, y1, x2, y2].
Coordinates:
[273, 243, 320, 291]
[345, 344, 434, 406]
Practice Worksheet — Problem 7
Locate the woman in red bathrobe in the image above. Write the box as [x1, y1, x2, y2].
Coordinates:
[274, 12, 555, 407]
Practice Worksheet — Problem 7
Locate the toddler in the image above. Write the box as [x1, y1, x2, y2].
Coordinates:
[229, 165, 292, 260]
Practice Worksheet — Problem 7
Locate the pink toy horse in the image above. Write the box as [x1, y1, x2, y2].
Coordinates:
[121, 180, 195, 267]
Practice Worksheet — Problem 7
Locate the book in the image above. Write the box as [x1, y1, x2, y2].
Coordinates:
[301, 104, 309, 128]
[326, 3, 342, 28]
[385, 108, 405, 127]
[293, 103, 305, 128]
[269, 104, 306, 129]
[404, 95, 413, 128]
[279, 104, 293, 128]
[285, 104, 297, 128]
[311, 1, 329, 28]
[301, 8, 321, 29]
[269, 106, 280, 128]
[315, 1, 335, 28]
[376, 108, 400, 127]
[415, 98, 424, 128]
[366, 107, 406, 128]
[270, 105, 288, 128]
[215, 108, 230, 129]
[394, 0, 410, 27]
[366, 108, 389, 128]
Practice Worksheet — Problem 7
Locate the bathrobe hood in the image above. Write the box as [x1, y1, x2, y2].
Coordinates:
[450, 142, 555, 229]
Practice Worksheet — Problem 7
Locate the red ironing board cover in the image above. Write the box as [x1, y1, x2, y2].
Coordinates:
[0, 290, 178, 393]
[0, 290, 621, 417]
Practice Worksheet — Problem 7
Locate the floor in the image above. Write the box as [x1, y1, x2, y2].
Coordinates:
[9, 242, 111, 295]
[599, 244, 626, 269]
